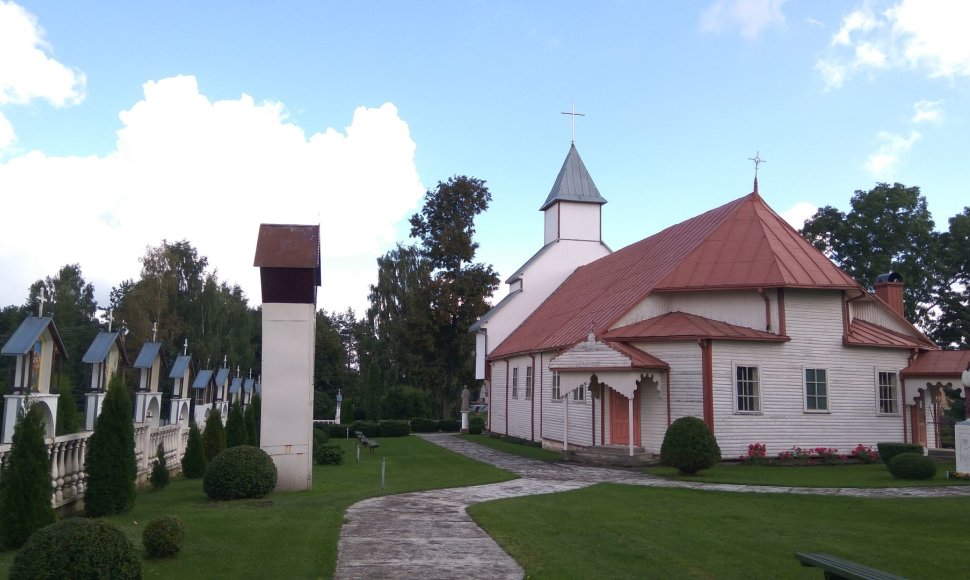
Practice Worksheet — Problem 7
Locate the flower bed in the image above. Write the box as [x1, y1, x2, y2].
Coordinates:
[739, 443, 877, 466]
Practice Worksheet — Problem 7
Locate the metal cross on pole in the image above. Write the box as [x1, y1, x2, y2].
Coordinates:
[748, 151, 766, 193]
[561, 102, 585, 144]
[182, 339, 189, 356]
[151, 321, 158, 342]
[36, 287, 48, 317]
[106, 309, 114, 332]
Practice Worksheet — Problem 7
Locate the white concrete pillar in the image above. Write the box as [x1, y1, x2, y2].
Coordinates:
[628, 396, 634, 457]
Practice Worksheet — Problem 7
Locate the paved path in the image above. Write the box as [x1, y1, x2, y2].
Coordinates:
[334, 434, 970, 579]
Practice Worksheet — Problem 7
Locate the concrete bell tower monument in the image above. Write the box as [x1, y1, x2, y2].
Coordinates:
[254, 224, 320, 491]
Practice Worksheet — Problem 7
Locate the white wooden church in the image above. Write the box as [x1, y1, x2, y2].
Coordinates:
[473, 144, 969, 460]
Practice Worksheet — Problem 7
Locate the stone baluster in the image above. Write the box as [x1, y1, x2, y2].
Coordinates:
[49, 440, 62, 505]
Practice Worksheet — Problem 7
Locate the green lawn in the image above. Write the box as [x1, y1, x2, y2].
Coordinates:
[0, 436, 514, 579]
[457, 433, 561, 461]
[643, 461, 970, 487]
[469, 482, 968, 579]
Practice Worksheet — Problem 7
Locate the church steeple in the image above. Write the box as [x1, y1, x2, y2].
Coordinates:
[541, 144, 607, 244]
[540, 144, 607, 211]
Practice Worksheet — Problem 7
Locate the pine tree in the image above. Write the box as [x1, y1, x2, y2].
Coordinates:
[84, 373, 137, 517]
[202, 408, 226, 462]
[244, 396, 259, 446]
[149, 443, 170, 489]
[181, 421, 206, 478]
[226, 400, 247, 448]
[55, 374, 82, 435]
[0, 403, 56, 549]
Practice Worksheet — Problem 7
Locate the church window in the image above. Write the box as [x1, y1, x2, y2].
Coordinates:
[572, 384, 585, 402]
[551, 371, 561, 401]
[511, 367, 519, 399]
[804, 368, 828, 412]
[525, 366, 533, 399]
[877, 371, 898, 415]
[735, 365, 760, 413]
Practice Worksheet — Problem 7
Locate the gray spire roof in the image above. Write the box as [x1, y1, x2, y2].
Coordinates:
[539, 144, 607, 211]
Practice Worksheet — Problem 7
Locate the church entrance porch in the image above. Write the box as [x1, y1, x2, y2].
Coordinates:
[609, 387, 641, 447]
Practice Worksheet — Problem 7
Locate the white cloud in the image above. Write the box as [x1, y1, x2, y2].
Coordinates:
[700, 0, 786, 40]
[0, 75, 425, 314]
[865, 129, 920, 175]
[781, 202, 818, 230]
[818, 0, 970, 87]
[0, 1, 85, 106]
[0, 112, 14, 152]
[911, 99, 943, 123]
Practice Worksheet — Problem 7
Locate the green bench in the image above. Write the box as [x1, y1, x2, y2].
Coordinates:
[354, 430, 380, 452]
[795, 552, 907, 580]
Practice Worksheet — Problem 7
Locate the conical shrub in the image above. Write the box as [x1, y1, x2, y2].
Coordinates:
[84, 373, 137, 516]
[181, 420, 206, 478]
[0, 403, 56, 549]
[226, 400, 247, 448]
[203, 408, 226, 462]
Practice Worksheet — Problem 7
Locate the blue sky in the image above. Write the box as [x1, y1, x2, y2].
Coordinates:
[1, 1, 968, 315]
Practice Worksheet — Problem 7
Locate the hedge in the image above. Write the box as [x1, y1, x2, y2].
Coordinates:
[379, 420, 411, 437]
[410, 418, 439, 433]
[877, 442, 924, 466]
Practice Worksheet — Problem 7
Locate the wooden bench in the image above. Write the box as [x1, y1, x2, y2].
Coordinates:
[354, 431, 380, 452]
[795, 552, 907, 580]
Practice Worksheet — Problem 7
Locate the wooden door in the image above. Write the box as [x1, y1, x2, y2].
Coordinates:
[910, 395, 927, 446]
[610, 389, 641, 446]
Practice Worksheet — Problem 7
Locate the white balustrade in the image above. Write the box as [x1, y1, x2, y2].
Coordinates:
[0, 423, 188, 510]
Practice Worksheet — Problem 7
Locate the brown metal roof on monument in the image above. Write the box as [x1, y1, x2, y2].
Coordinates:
[254, 224, 321, 304]
[489, 191, 866, 359]
[603, 311, 789, 343]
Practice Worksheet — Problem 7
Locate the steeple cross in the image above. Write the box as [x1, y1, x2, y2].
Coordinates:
[151, 321, 158, 342]
[561, 102, 585, 144]
[36, 287, 48, 317]
[105, 309, 114, 332]
[182, 339, 189, 356]
[748, 151, 766, 193]
[223, 354, 228, 368]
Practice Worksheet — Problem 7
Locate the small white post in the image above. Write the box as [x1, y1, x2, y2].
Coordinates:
[628, 396, 634, 457]
[380, 457, 386, 491]
[563, 392, 569, 452]
[356, 443, 360, 464]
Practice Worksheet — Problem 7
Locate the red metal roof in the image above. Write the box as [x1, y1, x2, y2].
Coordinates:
[607, 341, 670, 369]
[603, 311, 789, 343]
[844, 319, 929, 349]
[490, 192, 863, 359]
[902, 350, 970, 377]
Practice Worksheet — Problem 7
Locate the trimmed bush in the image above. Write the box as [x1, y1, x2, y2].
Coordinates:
[314, 444, 345, 465]
[469, 416, 486, 435]
[877, 442, 924, 466]
[660, 416, 721, 475]
[313, 426, 330, 445]
[351, 420, 380, 438]
[10, 518, 141, 579]
[329, 423, 354, 438]
[203, 408, 227, 462]
[439, 419, 460, 432]
[85, 373, 137, 517]
[888, 452, 937, 480]
[149, 443, 170, 490]
[0, 404, 56, 549]
[143, 515, 185, 559]
[181, 421, 206, 478]
[245, 395, 260, 445]
[203, 445, 278, 500]
[410, 418, 439, 433]
[379, 420, 411, 437]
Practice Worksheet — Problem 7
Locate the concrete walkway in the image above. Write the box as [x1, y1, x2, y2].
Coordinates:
[334, 434, 970, 579]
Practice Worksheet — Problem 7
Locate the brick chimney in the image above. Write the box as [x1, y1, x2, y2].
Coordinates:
[874, 272, 905, 318]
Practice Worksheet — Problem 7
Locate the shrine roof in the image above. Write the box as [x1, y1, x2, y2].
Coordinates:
[169, 355, 192, 379]
[229, 377, 243, 393]
[214, 368, 231, 385]
[81, 331, 128, 364]
[1, 316, 67, 358]
[193, 370, 214, 389]
[133, 342, 163, 369]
